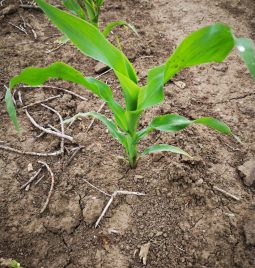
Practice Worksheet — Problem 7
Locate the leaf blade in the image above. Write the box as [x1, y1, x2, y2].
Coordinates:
[35, 0, 138, 83]
[141, 144, 191, 158]
[235, 37, 255, 79]
[103, 20, 138, 37]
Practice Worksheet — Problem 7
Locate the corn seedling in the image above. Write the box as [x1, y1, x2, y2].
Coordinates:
[5, 0, 255, 168]
[59, 0, 137, 44]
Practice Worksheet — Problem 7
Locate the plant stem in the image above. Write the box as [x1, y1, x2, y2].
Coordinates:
[126, 135, 138, 168]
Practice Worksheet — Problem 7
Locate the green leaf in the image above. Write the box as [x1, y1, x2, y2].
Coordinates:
[125, 110, 142, 136]
[5, 87, 19, 131]
[137, 65, 165, 110]
[6, 62, 128, 131]
[151, 114, 191, 131]
[235, 37, 255, 79]
[115, 71, 140, 111]
[64, 112, 127, 146]
[137, 114, 232, 140]
[193, 117, 232, 135]
[141, 144, 191, 158]
[103, 20, 139, 38]
[35, 0, 138, 83]
[84, 0, 97, 24]
[62, 0, 86, 19]
[164, 23, 235, 82]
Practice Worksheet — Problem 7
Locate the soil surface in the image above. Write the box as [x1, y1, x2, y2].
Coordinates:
[0, 0, 255, 267]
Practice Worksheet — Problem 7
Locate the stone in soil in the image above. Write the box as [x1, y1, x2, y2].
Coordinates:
[43, 192, 81, 234]
[94, 62, 110, 74]
[83, 196, 105, 225]
[238, 160, 255, 186]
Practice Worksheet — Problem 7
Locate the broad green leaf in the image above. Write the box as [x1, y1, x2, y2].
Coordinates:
[115, 71, 140, 111]
[64, 112, 127, 146]
[103, 20, 139, 38]
[137, 114, 232, 140]
[35, 0, 138, 83]
[5, 87, 19, 131]
[6, 62, 128, 131]
[63, 0, 86, 20]
[141, 144, 191, 158]
[151, 114, 191, 131]
[137, 65, 165, 110]
[164, 23, 235, 82]
[235, 37, 255, 79]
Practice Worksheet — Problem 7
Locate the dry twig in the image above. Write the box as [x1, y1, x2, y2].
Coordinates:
[22, 95, 61, 109]
[38, 161, 55, 213]
[95, 190, 145, 228]
[80, 178, 145, 228]
[20, 85, 88, 101]
[21, 168, 42, 190]
[41, 104, 65, 154]
[66, 146, 84, 166]
[86, 102, 105, 131]
[25, 109, 73, 142]
[213, 186, 240, 201]
[0, 144, 62, 156]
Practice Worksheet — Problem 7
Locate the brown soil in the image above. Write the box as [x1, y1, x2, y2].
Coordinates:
[0, 0, 255, 267]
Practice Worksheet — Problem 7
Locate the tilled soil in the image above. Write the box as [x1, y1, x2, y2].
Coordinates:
[0, 0, 255, 267]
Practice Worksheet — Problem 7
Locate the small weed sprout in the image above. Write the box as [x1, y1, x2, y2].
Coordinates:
[59, 0, 138, 44]
[5, 0, 255, 168]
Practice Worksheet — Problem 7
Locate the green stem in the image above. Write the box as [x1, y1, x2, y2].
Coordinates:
[126, 135, 138, 168]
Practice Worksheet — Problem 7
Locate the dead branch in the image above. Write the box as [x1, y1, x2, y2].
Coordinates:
[0, 144, 62, 156]
[38, 161, 55, 214]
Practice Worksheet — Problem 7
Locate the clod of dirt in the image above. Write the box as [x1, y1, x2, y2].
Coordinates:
[94, 62, 110, 74]
[76, 100, 87, 113]
[173, 80, 186, 89]
[238, 160, 255, 186]
[83, 196, 105, 225]
[103, 204, 132, 235]
[95, 247, 129, 268]
[0, 258, 12, 267]
[212, 63, 228, 72]
[44, 192, 81, 234]
[139, 242, 151, 265]
[0, 5, 18, 16]
[243, 213, 255, 246]
[152, 152, 164, 162]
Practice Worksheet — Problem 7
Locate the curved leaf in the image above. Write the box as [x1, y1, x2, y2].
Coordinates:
[193, 117, 232, 135]
[35, 0, 138, 83]
[103, 20, 138, 38]
[164, 23, 235, 82]
[137, 114, 232, 140]
[5, 87, 19, 131]
[64, 112, 127, 145]
[62, 0, 86, 20]
[115, 71, 140, 111]
[137, 65, 165, 110]
[141, 144, 191, 158]
[6, 62, 127, 131]
[235, 37, 255, 79]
